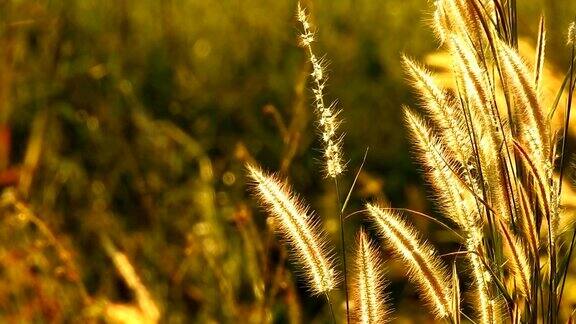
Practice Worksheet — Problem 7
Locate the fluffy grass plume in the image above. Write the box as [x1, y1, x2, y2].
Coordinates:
[247, 164, 338, 295]
[498, 220, 532, 298]
[403, 107, 479, 230]
[402, 55, 475, 170]
[403, 49, 503, 321]
[366, 203, 452, 318]
[568, 21, 576, 46]
[297, 3, 344, 178]
[352, 229, 390, 324]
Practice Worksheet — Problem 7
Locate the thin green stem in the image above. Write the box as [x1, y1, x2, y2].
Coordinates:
[260, 224, 274, 324]
[334, 177, 350, 324]
[325, 292, 337, 324]
[558, 41, 575, 203]
[553, 40, 575, 323]
[378, 207, 464, 241]
[558, 229, 576, 313]
[341, 148, 368, 214]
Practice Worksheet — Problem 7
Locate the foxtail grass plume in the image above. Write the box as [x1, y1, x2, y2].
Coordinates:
[431, 0, 468, 44]
[517, 183, 539, 259]
[352, 229, 390, 324]
[431, 0, 494, 46]
[297, 3, 344, 178]
[402, 55, 472, 161]
[498, 220, 532, 298]
[366, 203, 452, 318]
[403, 107, 479, 230]
[431, 0, 450, 43]
[403, 104, 495, 323]
[247, 164, 338, 295]
[497, 39, 550, 160]
[469, 253, 497, 324]
[568, 21, 576, 46]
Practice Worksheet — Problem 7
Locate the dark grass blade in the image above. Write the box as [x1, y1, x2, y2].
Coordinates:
[556, 38, 576, 313]
[535, 16, 546, 88]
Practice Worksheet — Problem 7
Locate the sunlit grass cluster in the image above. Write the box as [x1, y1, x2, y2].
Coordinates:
[249, 0, 576, 323]
[2, 0, 576, 322]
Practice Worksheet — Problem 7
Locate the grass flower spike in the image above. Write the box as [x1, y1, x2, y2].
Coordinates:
[498, 220, 532, 298]
[568, 21, 576, 46]
[247, 164, 338, 295]
[367, 203, 452, 318]
[297, 2, 344, 178]
[352, 229, 390, 324]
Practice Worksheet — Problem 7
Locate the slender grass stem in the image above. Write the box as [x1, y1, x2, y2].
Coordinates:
[334, 177, 350, 324]
[553, 39, 575, 323]
[260, 225, 274, 324]
[378, 207, 465, 241]
[558, 229, 576, 313]
[341, 148, 369, 215]
[461, 311, 478, 324]
[325, 292, 337, 324]
[558, 36, 575, 206]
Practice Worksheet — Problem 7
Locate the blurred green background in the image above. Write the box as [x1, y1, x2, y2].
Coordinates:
[0, 0, 575, 322]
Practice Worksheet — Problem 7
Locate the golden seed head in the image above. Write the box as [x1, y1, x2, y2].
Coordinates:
[297, 3, 314, 46]
[367, 203, 452, 318]
[247, 164, 339, 295]
[568, 21, 576, 45]
[352, 229, 390, 323]
[297, 3, 345, 179]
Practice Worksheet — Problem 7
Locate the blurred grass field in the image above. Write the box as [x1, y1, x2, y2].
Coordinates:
[0, 0, 576, 322]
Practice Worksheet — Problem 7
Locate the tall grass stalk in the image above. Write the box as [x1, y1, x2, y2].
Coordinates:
[247, 165, 338, 296]
[296, 4, 350, 322]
